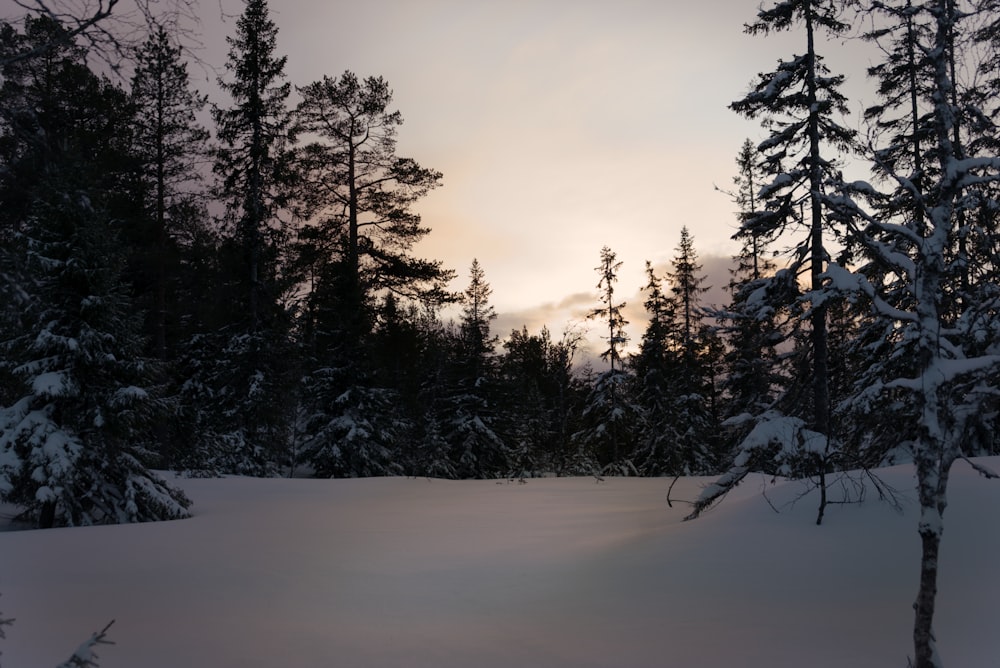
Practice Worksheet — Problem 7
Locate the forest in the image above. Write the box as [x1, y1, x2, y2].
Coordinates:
[2, 1, 1000, 666]
[1, 0, 999, 522]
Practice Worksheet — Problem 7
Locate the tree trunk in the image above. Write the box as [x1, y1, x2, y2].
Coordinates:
[804, 1, 831, 524]
[913, 519, 943, 668]
[39, 500, 56, 529]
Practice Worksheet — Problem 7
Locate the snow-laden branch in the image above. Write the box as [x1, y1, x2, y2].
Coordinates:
[885, 355, 1000, 391]
[821, 262, 918, 324]
[57, 620, 115, 668]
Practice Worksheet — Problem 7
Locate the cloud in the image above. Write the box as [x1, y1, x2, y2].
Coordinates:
[490, 253, 738, 366]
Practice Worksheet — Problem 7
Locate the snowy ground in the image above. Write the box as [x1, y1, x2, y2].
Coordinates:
[2, 460, 999, 668]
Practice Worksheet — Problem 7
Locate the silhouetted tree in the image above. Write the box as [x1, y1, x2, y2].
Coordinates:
[0, 17, 189, 526]
[574, 247, 639, 474]
[193, 0, 296, 474]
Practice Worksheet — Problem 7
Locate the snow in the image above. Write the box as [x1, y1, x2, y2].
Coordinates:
[2, 460, 999, 668]
[31, 372, 69, 398]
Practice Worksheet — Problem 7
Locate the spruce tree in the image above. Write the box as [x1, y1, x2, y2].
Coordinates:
[498, 326, 583, 476]
[632, 230, 720, 475]
[730, 0, 856, 447]
[213, 0, 291, 332]
[693, 0, 859, 522]
[630, 262, 682, 474]
[573, 247, 639, 475]
[0, 17, 189, 527]
[129, 24, 209, 365]
[128, 25, 211, 467]
[199, 0, 295, 474]
[450, 260, 507, 476]
[714, 140, 787, 455]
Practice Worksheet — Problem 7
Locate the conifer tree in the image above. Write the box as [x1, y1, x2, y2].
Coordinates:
[129, 24, 209, 365]
[693, 0, 859, 522]
[730, 0, 856, 448]
[197, 0, 295, 474]
[498, 326, 579, 475]
[458, 259, 498, 382]
[426, 261, 507, 478]
[213, 0, 291, 331]
[289, 70, 452, 478]
[633, 231, 720, 474]
[665, 227, 709, 348]
[127, 25, 211, 466]
[630, 262, 681, 474]
[714, 140, 786, 450]
[574, 247, 639, 474]
[826, 3, 1000, 662]
[0, 17, 189, 526]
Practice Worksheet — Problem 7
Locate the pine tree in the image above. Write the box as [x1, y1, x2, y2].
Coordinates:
[290, 71, 452, 317]
[289, 70, 452, 478]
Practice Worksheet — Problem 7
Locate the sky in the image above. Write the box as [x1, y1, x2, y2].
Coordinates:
[182, 1, 874, 355]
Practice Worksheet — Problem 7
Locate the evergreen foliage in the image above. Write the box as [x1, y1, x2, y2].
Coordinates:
[128, 24, 211, 467]
[632, 230, 722, 475]
[288, 70, 453, 478]
[700, 0, 861, 523]
[201, 0, 296, 474]
[574, 247, 639, 474]
[0, 16, 190, 527]
[498, 326, 581, 475]
[823, 4, 1000, 663]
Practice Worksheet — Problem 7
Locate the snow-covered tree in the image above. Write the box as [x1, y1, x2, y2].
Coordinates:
[630, 262, 682, 474]
[825, 2, 1000, 664]
[0, 17, 190, 526]
[574, 247, 639, 474]
[434, 261, 508, 478]
[694, 0, 859, 522]
[715, 141, 786, 431]
[632, 230, 722, 476]
[730, 0, 856, 446]
[193, 0, 296, 474]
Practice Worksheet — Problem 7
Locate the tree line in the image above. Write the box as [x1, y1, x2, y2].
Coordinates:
[0, 0, 724, 529]
[1, 0, 999, 664]
[0, 0, 998, 540]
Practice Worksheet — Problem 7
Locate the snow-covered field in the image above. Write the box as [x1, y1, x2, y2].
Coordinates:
[2, 460, 999, 668]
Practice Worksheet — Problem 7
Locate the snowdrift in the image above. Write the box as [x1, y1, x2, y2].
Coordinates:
[2, 460, 998, 667]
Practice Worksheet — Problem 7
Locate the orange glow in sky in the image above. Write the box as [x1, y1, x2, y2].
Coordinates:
[193, 0, 875, 356]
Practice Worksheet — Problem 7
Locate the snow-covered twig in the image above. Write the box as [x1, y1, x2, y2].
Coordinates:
[959, 456, 1000, 480]
[57, 620, 115, 668]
